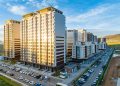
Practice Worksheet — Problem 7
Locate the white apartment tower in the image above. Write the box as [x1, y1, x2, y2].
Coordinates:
[66, 30, 78, 57]
[72, 42, 85, 59]
[20, 7, 66, 71]
[78, 29, 87, 42]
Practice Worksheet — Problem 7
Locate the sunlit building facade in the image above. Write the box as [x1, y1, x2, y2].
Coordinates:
[4, 20, 20, 60]
[20, 7, 66, 71]
[66, 30, 78, 58]
[78, 29, 87, 42]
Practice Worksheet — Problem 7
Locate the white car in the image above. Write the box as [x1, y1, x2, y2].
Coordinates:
[19, 76, 23, 80]
[29, 81, 34, 85]
[25, 79, 29, 83]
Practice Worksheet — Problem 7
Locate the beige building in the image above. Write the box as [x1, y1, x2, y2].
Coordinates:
[66, 30, 78, 57]
[4, 20, 20, 60]
[78, 29, 87, 42]
[20, 7, 66, 71]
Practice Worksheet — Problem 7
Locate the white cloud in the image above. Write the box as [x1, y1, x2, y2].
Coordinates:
[0, 25, 4, 41]
[26, 0, 58, 9]
[66, 3, 120, 36]
[0, 25, 3, 31]
[66, 4, 111, 23]
[8, 5, 27, 15]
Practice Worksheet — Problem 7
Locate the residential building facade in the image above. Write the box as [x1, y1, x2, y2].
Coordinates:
[78, 29, 87, 42]
[4, 20, 20, 60]
[72, 42, 85, 59]
[20, 7, 66, 71]
[66, 30, 77, 58]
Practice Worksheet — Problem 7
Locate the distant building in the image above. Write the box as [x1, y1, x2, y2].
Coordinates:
[66, 29, 87, 59]
[98, 37, 106, 43]
[78, 29, 87, 42]
[94, 35, 98, 43]
[66, 30, 78, 57]
[98, 37, 107, 50]
[98, 42, 107, 50]
[95, 43, 99, 53]
[20, 7, 66, 71]
[85, 42, 91, 58]
[87, 32, 93, 42]
[4, 20, 20, 60]
[69, 29, 100, 60]
[101, 38, 106, 43]
[72, 42, 85, 59]
[91, 43, 95, 54]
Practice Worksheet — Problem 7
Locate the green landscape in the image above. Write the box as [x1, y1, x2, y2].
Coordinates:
[0, 43, 20, 86]
[0, 43, 3, 56]
[0, 75, 21, 86]
[105, 34, 120, 45]
[105, 34, 120, 50]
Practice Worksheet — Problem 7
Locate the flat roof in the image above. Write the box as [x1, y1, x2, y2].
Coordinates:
[65, 62, 77, 69]
[37, 6, 63, 14]
[6, 20, 20, 23]
[23, 7, 63, 18]
[23, 12, 35, 18]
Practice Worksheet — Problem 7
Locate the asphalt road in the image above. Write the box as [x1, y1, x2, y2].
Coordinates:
[77, 48, 113, 86]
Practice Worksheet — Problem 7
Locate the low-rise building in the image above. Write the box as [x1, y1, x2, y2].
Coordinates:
[72, 42, 85, 59]
[98, 42, 107, 50]
[65, 63, 78, 73]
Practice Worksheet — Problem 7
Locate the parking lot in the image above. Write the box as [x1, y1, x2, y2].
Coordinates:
[0, 62, 62, 86]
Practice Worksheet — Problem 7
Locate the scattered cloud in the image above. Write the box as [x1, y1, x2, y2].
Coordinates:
[7, 5, 27, 15]
[0, 25, 4, 41]
[26, 0, 58, 9]
[66, 3, 120, 36]
[66, 4, 112, 23]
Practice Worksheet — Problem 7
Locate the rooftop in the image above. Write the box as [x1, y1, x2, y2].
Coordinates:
[6, 20, 20, 24]
[37, 6, 63, 14]
[23, 7, 63, 18]
[65, 62, 77, 69]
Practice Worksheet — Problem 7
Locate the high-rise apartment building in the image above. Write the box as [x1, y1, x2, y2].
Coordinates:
[78, 29, 87, 42]
[66, 29, 87, 60]
[4, 20, 20, 60]
[98, 37, 107, 50]
[20, 7, 66, 71]
[66, 30, 77, 57]
[66, 29, 87, 54]
[87, 32, 94, 42]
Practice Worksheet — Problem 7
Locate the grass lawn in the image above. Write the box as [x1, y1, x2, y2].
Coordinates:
[0, 75, 21, 86]
[0, 60, 17, 64]
[0, 53, 3, 56]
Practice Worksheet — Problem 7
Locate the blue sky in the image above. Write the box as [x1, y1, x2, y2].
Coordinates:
[0, 0, 120, 41]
